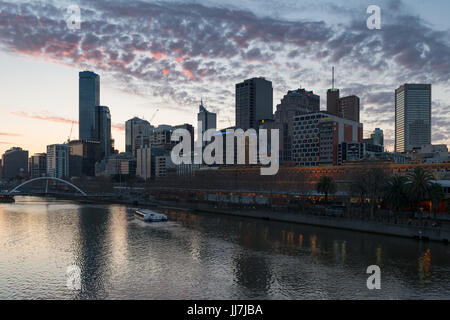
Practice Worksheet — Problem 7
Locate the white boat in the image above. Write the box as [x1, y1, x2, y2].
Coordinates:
[135, 209, 168, 222]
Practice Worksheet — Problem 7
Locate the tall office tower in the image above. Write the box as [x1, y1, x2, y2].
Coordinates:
[338, 95, 360, 122]
[28, 153, 47, 178]
[236, 77, 273, 130]
[95, 106, 112, 159]
[68, 140, 101, 177]
[1, 147, 28, 179]
[371, 128, 384, 148]
[197, 100, 217, 146]
[79, 71, 100, 140]
[395, 84, 431, 153]
[125, 117, 153, 155]
[274, 88, 320, 163]
[47, 144, 70, 178]
[327, 88, 340, 115]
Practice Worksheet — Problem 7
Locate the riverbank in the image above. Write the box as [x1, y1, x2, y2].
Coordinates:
[11, 194, 450, 244]
[156, 200, 450, 244]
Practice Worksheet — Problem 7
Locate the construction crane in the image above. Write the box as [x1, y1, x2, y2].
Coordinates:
[66, 119, 75, 143]
[150, 109, 159, 123]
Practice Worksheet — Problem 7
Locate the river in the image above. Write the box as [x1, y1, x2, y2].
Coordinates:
[0, 196, 449, 299]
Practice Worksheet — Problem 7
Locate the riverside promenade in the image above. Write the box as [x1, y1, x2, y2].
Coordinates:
[157, 200, 450, 243]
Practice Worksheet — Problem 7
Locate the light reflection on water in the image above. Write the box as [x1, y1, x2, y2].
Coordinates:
[0, 196, 449, 299]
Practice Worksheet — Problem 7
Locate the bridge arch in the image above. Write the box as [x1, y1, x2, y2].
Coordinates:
[9, 177, 87, 196]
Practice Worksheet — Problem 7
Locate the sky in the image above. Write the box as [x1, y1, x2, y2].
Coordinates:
[0, 0, 449, 155]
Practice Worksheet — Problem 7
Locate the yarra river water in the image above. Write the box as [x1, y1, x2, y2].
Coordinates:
[0, 196, 450, 299]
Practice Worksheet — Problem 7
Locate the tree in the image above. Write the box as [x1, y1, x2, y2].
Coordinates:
[384, 175, 408, 212]
[406, 168, 434, 216]
[349, 168, 388, 218]
[428, 182, 445, 220]
[316, 176, 337, 203]
[349, 170, 368, 205]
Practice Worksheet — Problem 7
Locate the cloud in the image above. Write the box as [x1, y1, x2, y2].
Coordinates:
[10, 111, 124, 131]
[0, 0, 449, 146]
[0, 132, 22, 136]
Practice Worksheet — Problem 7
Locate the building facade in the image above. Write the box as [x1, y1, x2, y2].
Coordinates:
[198, 101, 217, 147]
[125, 117, 153, 155]
[28, 153, 47, 178]
[274, 88, 320, 163]
[1, 147, 29, 179]
[338, 95, 360, 122]
[136, 145, 151, 181]
[79, 71, 100, 140]
[292, 112, 363, 166]
[395, 84, 432, 153]
[47, 144, 70, 179]
[68, 140, 102, 177]
[236, 77, 273, 130]
[95, 105, 112, 159]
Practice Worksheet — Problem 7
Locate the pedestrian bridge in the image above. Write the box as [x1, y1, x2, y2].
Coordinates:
[8, 177, 87, 196]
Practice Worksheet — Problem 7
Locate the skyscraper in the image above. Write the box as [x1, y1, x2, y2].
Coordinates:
[29, 153, 47, 178]
[338, 95, 360, 122]
[371, 128, 384, 148]
[125, 117, 153, 155]
[1, 147, 28, 179]
[327, 88, 340, 116]
[274, 88, 320, 162]
[395, 84, 431, 153]
[95, 105, 112, 159]
[197, 100, 216, 146]
[236, 77, 273, 130]
[47, 144, 69, 178]
[79, 71, 100, 140]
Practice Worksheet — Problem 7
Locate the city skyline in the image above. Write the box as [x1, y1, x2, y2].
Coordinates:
[1, 0, 450, 155]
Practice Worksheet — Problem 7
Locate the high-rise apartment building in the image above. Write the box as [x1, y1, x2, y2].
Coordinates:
[197, 100, 217, 146]
[1, 147, 29, 179]
[125, 117, 153, 155]
[79, 71, 100, 140]
[68, 140, 101, 177]
[395, 84, 431, 153]
[236, 77, 273, 130]
[47, 144, 70, 178]
[371, 128, 384, 149]
[28, 153, 47, 178]
[274, 88, 320, 163]
[95, 105, 112, 159]
[338, 95, 360, 122]
[326, 88, 340, 116]
[136, 145, 151, 181]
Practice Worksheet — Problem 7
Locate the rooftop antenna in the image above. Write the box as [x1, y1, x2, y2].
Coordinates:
[332, 66, 335, 89]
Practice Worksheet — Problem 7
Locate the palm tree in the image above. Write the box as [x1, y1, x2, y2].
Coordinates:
[406, 168, 434, 217]
[316, 176, 337, 203]
[429, 182, 445, 220]
[384, 175, 408, 212]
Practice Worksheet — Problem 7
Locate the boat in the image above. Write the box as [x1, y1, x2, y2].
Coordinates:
[135, 209, 168, 222]
[0, 194, 15, 203]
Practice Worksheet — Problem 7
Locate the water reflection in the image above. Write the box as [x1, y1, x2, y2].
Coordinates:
[0, 197, 450, 299]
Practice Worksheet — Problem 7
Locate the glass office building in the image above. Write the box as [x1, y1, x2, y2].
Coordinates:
[79, 71, 100, 140]
[395, 84, 431, 153]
